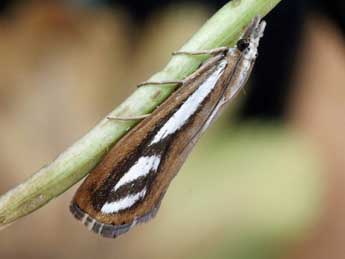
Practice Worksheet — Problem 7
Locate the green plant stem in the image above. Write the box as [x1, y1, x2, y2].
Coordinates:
[0, 0, 282, 227]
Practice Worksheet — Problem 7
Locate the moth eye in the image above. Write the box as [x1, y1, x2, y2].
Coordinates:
[237, 39, 250, 52]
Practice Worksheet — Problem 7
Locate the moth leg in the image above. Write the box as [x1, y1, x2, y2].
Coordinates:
[137, 80, 184, 88]
[172, 47, 228, 56]
[107, 114, 151, 121]
[137, 48, 228, 88]
[116, 80, 184, 120]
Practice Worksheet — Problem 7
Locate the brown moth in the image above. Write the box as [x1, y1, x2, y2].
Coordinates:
[70, 16, 266, 238]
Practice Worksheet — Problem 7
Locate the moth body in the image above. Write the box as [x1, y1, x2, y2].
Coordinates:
[70, 17, 266, 238]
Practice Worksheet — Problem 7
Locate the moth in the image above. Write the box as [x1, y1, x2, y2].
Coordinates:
[70, 16, 266, 238]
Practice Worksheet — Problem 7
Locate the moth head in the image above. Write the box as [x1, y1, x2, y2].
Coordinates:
[237, 16, 266, 58]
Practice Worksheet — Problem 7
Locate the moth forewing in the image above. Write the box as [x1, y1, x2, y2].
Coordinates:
[70, 17, 266, 238]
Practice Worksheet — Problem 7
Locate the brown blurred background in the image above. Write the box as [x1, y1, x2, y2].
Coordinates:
[0, 1, 345, 259]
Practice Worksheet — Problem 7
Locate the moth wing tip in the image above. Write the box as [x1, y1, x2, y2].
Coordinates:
[69, 201, 162, 238]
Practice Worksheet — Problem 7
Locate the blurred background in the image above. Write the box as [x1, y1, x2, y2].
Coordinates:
[0, 0, 344, 258]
